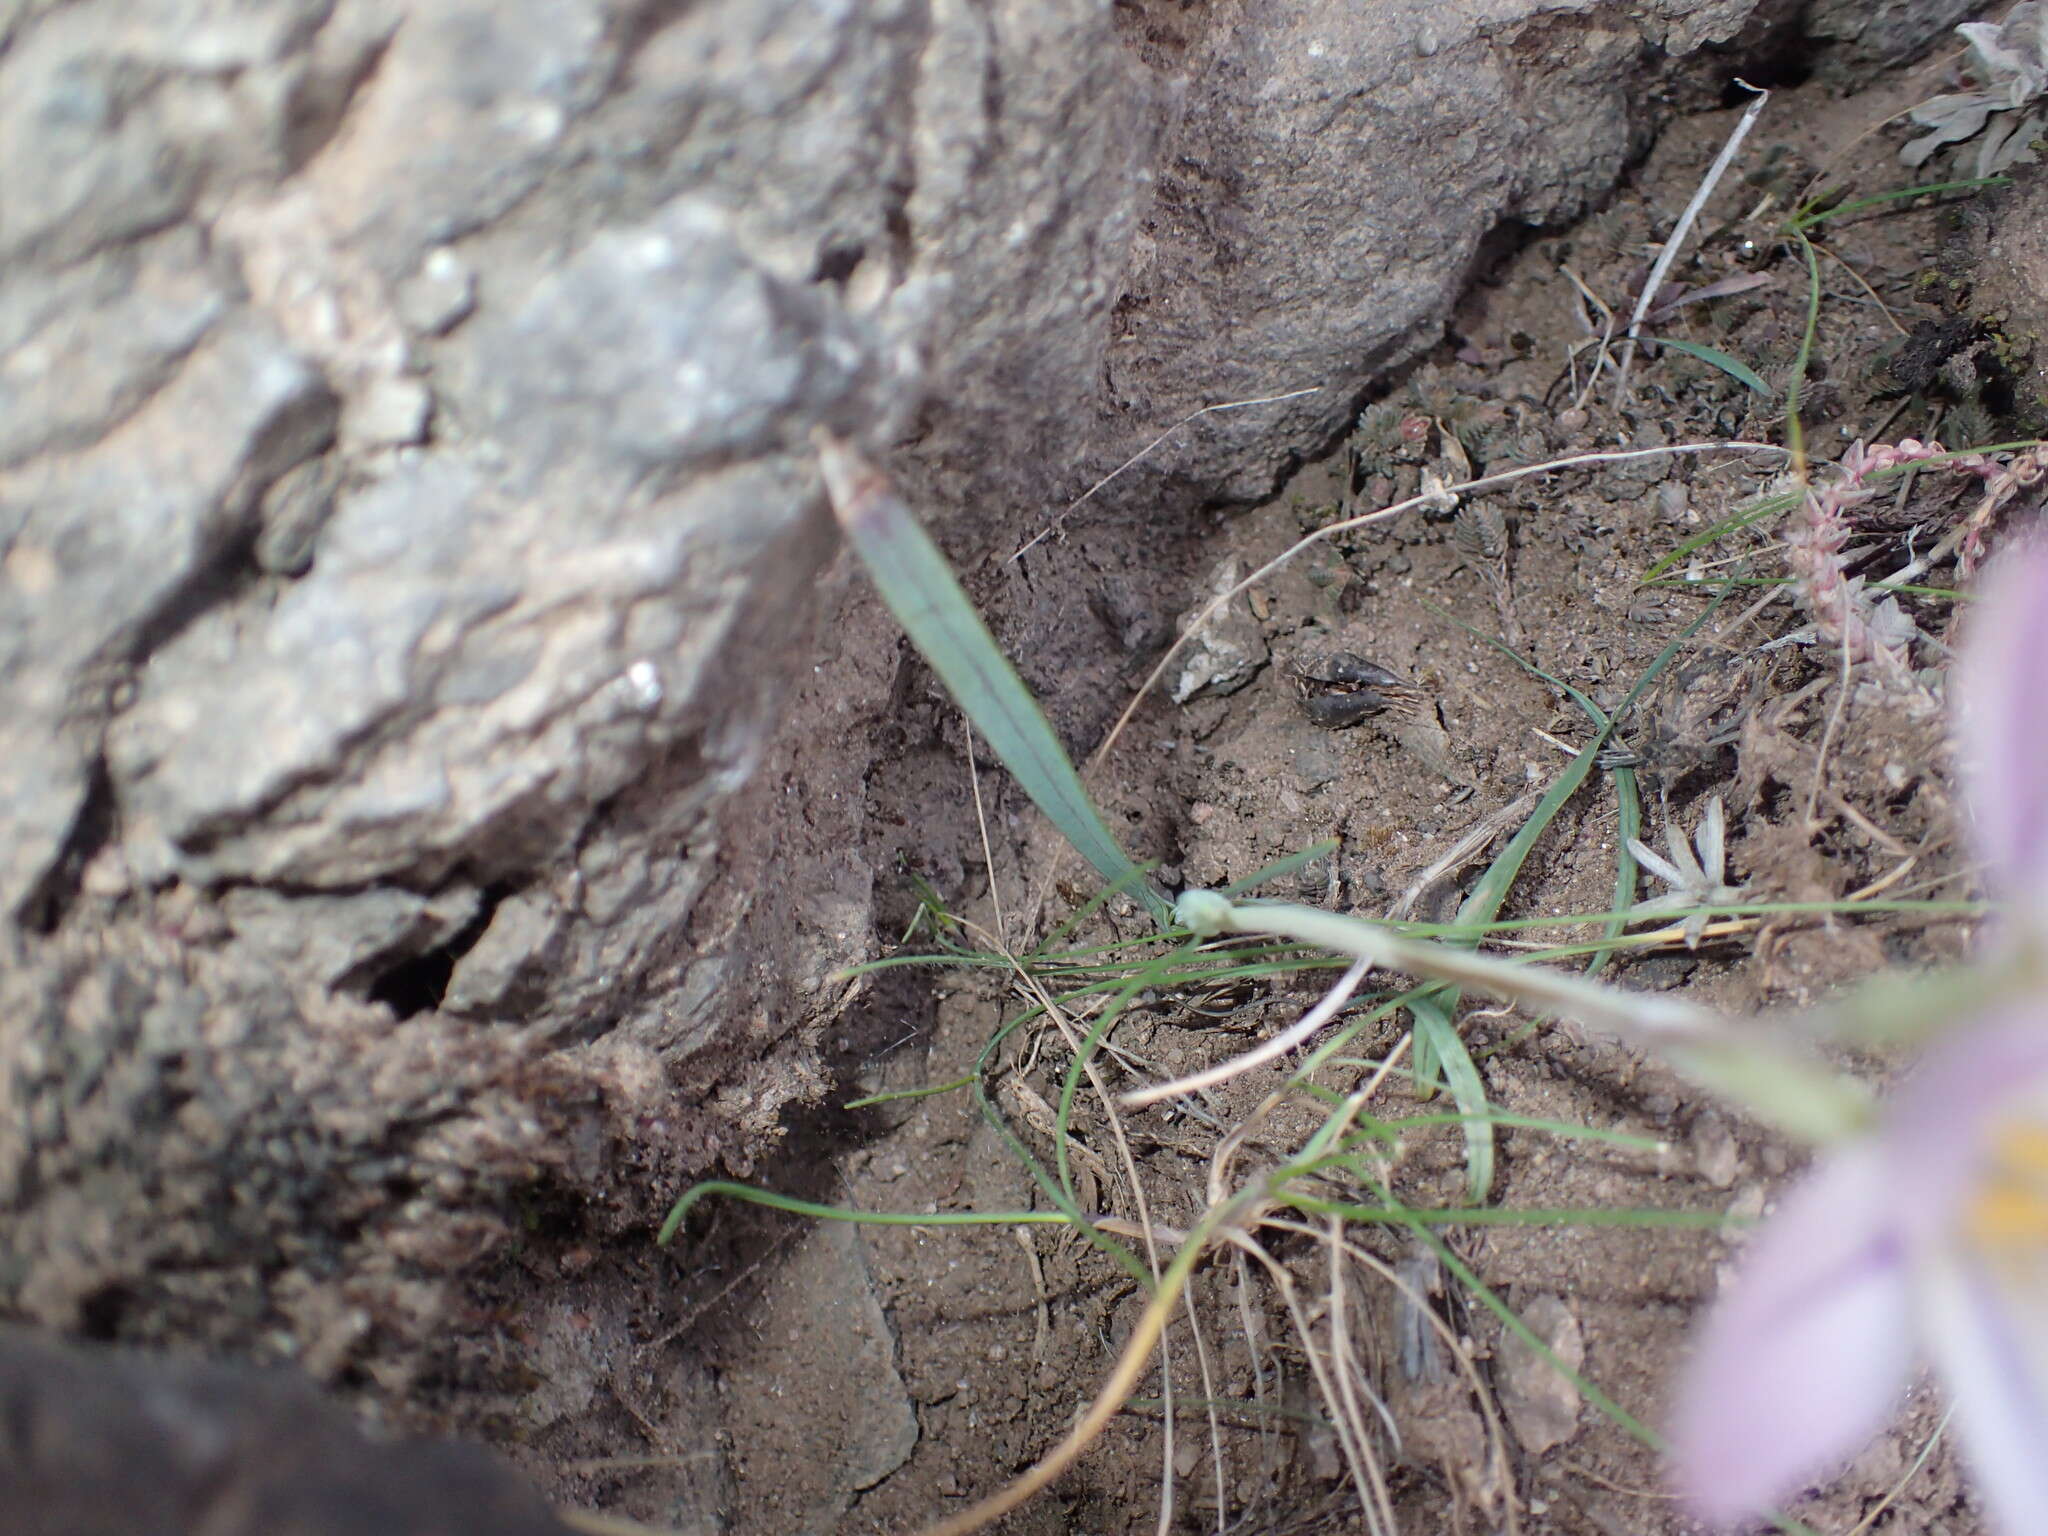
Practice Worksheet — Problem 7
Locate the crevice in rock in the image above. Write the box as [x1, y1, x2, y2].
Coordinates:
[135, 394, 341, 666]
[281, 17, 398, 175]
[365, 883, 512, 1019]
[75, 1283, 136, 1343]
[17, 758, 117, 935]
[812, 240, 867, 286]
[1719, 17, 1819, 94]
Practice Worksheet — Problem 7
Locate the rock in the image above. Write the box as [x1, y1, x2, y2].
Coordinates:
[395, 248, 478, 337]
[1171, 557, 1270, 701]
[0, 1325, 574, 1536]
[713, 1221, 921, 1531]
[0, 314, 336, 919]
[1690, 1107, 1742, 1188]
[0, 0, 1971, 1434]
[348, 375, 432, 448]
[1806, 0, 1980, 67]
[1960, 172, 2048, 416]
[221, 884, 483, 992]
[1497, 1292, 1585, 1456]
[252, 454, 343, 577]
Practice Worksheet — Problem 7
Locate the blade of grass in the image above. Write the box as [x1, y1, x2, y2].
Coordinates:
[1369, 1108, 1669, 1152]
[1642, 484, 1802, 581]
[843, 1074, 978, 1110]
[1592, 762, 1642, 975]
[817, 432, 1173, 925]
[657, 1179, 1075, 1244]
[1279, 1193, 1736, 1230]
[973, 1049, 1151, 1285]
[1789, 176, 2009, 231]
[1406, 603, 1619, 1198]
[1408, 991, 1494, 1201]
[1640, 335, 1774, 397]
[1222, 838, 1341, 897]
[1055, 970, 1152, 1204]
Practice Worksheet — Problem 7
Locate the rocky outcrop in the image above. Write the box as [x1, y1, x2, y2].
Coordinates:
[0, 0, 1960, 1386]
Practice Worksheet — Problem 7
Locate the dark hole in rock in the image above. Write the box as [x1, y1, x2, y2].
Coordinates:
[812, 241, 866, 285]
[366, 884, 510, 1019]
[1722, 35, 1815, 97]
[76, 1283, 133, 1342]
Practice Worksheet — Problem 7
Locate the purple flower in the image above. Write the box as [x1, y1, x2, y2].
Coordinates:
[1670, 538, 2048, 1529]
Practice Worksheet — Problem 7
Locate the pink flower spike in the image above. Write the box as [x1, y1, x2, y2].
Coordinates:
[1958, 538, 2048, 911]
[1671, 1146, 1916, 1525]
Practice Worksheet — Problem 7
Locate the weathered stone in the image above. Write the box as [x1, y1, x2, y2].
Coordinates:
[712, 1220, 921, 1531]
[394, 246, 477, 337]
[1497, 1291, 1585, 1456]
[0, 313, 334, 918]
[1806, 0, 1981, 66]
[0, 0, 1970, 1439]
[1170, 556, 1269, 701]
[1961, 174, 2048, 415]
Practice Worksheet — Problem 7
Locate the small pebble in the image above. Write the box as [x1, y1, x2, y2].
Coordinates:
[396, 246, 477, 335]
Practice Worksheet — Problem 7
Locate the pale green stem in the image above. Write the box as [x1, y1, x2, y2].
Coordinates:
[1175, 890, 1874, 1143]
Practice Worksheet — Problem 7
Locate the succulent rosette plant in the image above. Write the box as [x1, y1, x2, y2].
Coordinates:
[1670, 539, 2048, 1530]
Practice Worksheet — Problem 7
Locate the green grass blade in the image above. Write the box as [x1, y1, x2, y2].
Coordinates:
[1789, 176, 2008, 230]
[657, 1179, 1074, 1245]
[1452, 738, 1600, 942]
[1056, 971, 1149, 1203]
[1641, 335, 1773, 397]
[1406, 606, 1628, 1198]
[843, 1073, 977, 1110]
[970, 1022, 1152, 1286]
[818, 433, 1172, 925]
[1280, 1193, 1734, 1230]
[1641, 486, 1800, 581]
[1410, 1000, 1440, 1094]
[1586, 761, 1641, 975]
[1409, 992, 1494, 1201]
[1222, 838, 1341, 897]
[1370, 1108, 1667, 1152]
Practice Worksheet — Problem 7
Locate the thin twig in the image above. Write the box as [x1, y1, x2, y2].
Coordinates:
[1011, 387, 1324, 561]
[1615, 82, 1769, 398]
[963, 720, 1009, 947]
[1810, 239, 1909, 336]
[1121, 956, 1374, 1108]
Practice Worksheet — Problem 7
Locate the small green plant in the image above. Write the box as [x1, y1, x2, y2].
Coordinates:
[645, 423, 2004, 1536]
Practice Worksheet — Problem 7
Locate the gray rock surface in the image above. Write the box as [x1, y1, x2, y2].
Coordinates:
[0, 0, 1964, 1402]
[0, 1325, 575, 1536]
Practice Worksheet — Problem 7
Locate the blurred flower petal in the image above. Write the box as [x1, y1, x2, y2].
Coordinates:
[1672, 1146, 1915, 1524]
[1886, 1016, 2048, 1230]
[1958, 539, 2048, 910]
[1919, 1246, 2048, 1534]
